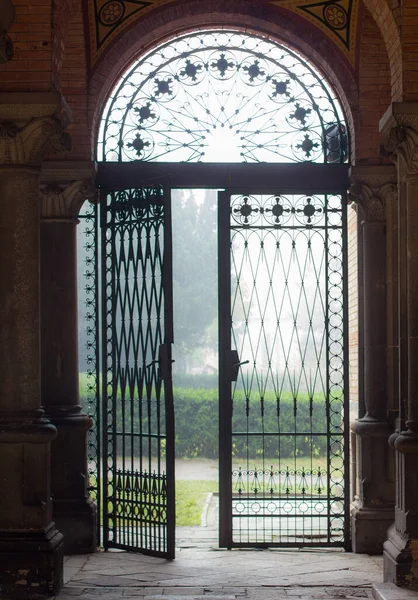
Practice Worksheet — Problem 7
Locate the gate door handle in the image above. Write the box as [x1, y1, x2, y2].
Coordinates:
[158, 343, 175, 381]
[230, 349, 249, 382]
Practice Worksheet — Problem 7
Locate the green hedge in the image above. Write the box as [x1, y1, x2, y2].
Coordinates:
[174, 387, 341, 459]
[81, 384, 342, 460]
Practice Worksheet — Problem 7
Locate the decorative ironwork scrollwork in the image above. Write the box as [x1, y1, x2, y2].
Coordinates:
[78, 202, 100, 542]
[111, 187, 164, 221]
[231, 194, 325, 227]
[101, 30, 348, 164]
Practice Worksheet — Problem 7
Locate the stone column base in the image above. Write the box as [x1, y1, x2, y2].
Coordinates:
[0, 525, 63, 598]
[383, 524, 418, 587]
[54, 497, 97, 554]
[48, 409, 97, 554]
[351, 505, 394, 554]
[0, 414, 64, 596]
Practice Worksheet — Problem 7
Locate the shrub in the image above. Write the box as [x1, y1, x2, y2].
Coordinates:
[80, 382, 342, 460]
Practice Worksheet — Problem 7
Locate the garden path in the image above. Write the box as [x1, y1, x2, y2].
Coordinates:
[175, 459, 218, 481]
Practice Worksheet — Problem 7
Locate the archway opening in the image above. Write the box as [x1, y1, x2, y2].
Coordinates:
[78, 27, 351, 556]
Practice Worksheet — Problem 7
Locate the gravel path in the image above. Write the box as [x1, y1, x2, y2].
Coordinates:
[175, 458, 218, 480]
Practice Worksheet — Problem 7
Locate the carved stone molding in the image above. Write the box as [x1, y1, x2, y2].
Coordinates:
[41, 160, 97, 184]
[40, 161, 98, 218]
[0, 94, 72, 167]
[380, 103, 418, 173]
[40, 181, 97, 219]
[0, 92, 71, 123]
[394, 428, 418, 454]
[0, 118, 71, 166]
[348, 166, 397, 223]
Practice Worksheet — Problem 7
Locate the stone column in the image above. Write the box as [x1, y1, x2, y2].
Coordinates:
[0, 93, 71, 598]
[40, 162, 97, 554]
[349, 166, 397, 554]
[380, 102, 418, 587]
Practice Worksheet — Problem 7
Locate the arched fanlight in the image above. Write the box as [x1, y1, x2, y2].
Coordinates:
[99, 30, 349, 164]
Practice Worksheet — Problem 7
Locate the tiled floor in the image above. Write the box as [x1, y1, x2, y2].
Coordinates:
[57, 526, 384, 600]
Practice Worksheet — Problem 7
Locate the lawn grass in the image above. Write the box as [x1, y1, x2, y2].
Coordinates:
[175, 479, 218, 526]
[88, 475, 218, 527]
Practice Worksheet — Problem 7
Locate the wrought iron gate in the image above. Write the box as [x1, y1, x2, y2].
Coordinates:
[100, 185, 175, 558]
[218, 189, 349, 548]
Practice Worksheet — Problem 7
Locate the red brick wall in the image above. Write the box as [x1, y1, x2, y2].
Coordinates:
[2, 0, 413, 111]
[362, 0, 402, 100]
[355, 8, 392, 163]
[1, 0, 53, 91]
[52, 0, 77, 91]
[46, 8, 90, 160]
[399, 0, 418, 101]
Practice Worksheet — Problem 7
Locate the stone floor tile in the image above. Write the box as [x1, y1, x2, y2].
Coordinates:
[203, 588, 247, 595]
[143, 595, 237, 600]
[158, 588, 206, 595]
[70, 575, 152, 587]
[65, 556, 92, 568]
[52, 589, 85, 599]
[57, 547, 387, 600]
[65, 568, 85, 585]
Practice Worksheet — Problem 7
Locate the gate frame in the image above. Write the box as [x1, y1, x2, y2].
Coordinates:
[98, 184, 175, 558]
[87, 161, 350, 552]
[217, 186, 351, 549]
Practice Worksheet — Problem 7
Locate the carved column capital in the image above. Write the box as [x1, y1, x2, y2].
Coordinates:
[348, 165, 397, 223]
[40, 161, 97, 218]
[380, 103, 418, 173]
[0, 93, 72, 167]
[0, 117, 71, 167]
[40, 181, 96, 219]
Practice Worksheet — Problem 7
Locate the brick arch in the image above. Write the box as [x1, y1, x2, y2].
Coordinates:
[52, 0, 84, 90]
[360, 0, 402, 101]
[87, 0, 359, 160]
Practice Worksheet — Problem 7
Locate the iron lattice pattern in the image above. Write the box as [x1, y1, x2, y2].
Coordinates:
[230, 193, 347, 546]
[78, 202, 101, 541]
[102, 186, 170, 555]
[100, 30, 348, 164]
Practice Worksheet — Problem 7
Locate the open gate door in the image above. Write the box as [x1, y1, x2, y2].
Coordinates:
[100, 185, 175, 558]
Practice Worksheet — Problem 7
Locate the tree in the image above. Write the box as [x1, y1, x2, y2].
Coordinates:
[172, 189, 218, 373]
[76, 190, 219, 376]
